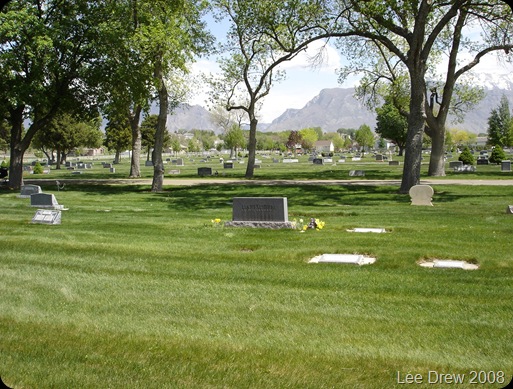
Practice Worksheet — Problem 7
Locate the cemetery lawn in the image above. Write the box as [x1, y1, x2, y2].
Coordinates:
[1, 182, 512, 388]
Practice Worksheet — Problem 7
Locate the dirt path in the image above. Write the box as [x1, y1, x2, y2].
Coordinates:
[23, 177, 513, 187]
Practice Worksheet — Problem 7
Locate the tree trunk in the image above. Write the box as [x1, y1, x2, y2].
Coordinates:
[151, 58, 168, 192]
[56, 146, 62, 169]
[129, 105, 143, 178]
[428, 124, 446, 176]
[8, 148, 24, 190]
[245, 116, 257, 179]
[399, 73, 426, 194]
[8, 107, 27, 190]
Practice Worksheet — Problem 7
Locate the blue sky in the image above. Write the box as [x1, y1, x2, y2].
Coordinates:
[189, 13, 513, 124]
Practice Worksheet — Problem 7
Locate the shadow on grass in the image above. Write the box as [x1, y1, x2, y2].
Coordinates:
[153, 184, 410, 211]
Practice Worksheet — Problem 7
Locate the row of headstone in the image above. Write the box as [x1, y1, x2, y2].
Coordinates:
[223, 188, 436, 230]
[18, 185, 63, 224]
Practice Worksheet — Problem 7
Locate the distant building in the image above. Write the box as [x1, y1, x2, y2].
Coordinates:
[315, 140, 334, 153]
[83, 148, 105, 156]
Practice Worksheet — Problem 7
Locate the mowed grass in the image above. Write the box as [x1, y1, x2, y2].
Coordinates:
[1, 181, 513, 388]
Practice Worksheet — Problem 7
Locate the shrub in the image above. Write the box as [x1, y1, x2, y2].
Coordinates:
[33, 161, 44, 174]
[489, 146, 506, 164]
[0, 159, 8, 168]
[458, 147, 474, 165]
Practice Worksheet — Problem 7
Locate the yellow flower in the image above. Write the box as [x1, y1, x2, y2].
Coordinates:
[214, 218, 221, 223]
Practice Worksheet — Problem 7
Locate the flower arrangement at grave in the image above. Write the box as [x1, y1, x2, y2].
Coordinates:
[292, 217, 325, 232]
[211, 218, 222, 227]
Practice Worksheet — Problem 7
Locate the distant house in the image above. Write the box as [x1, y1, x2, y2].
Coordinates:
[83, 148, 105, 156]
[315, 140, 334, 153]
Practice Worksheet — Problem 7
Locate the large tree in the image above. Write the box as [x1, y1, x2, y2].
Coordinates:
[0, 0, 108, 189]
[130, 0, 211, 192]
[104, 117, 132, 164]
[209, 0, 337, 179]
[354, 124, 375, 156]
[330, 0, 513, 191]
[32, 113, 103, 168]
[375, 99, 408, 156]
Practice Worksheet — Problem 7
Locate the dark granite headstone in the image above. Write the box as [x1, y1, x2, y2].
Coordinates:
[198, 167, 213, 176]
[225, 197, 294, 229]
[501, 160, 511, 172]
[19, 185, 42, 198]
[312, 158, 323, 165]
[30, 193, 61, 209]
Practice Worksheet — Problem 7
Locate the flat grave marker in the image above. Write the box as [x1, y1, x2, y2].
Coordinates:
[309, 254, 376, 265]
[31, 209, 62, 225]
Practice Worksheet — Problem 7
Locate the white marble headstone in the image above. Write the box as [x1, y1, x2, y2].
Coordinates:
[409, 185, 434, 206]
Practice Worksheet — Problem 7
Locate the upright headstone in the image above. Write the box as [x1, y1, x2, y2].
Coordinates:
[176, 158, 184, 166]
[198, 167, 213, 176]
[224, 162, 234, 169]
[409, 185, 434, 206]
[349, 170, 365, 177]
[145, 160, 153, 167]
[501, 160, 511, 172]
[19, 185, 42, 198]
[312, 158, 324, 165]
[225, 197, 294, 229]
[30, 193, 63, 209]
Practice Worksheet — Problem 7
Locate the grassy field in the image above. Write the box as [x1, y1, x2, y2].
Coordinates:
[1, 158, 513, 388]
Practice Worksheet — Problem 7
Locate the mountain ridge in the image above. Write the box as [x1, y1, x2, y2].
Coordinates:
[167, 83, 513, 134]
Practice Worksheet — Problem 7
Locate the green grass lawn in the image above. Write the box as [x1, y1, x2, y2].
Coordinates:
[1, 169, 513, 387]
[18, 152, 513, 182]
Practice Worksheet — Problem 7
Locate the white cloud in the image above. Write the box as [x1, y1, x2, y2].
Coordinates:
[188, 41, 347, 122]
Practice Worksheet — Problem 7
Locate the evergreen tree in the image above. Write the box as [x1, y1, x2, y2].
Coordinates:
[489, 146, 506, 164]
[458, 147, 475, 165]
[487, 95, 512, 147]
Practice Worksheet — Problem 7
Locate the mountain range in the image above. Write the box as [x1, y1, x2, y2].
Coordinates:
[167, 80, 513, 134]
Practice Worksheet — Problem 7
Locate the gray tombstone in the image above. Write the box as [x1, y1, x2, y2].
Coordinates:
[312, 158, 324, 165]
[31, 209, 61, 225]
[145, 160, 153, 167]
[224, 162, 234, 169]
[225, 197, 294, 229]
[375, 154, 383, 161]
[30, 193, 63, 209]
[349, 170, 365, 177]
[198, 167, 213, 176]
[388, 160, 400, 166]
[449, 161, 463, 169]
[19, 184, 42, 198]
[176, 158, 184, 166]
[501, 160, 511, 172]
